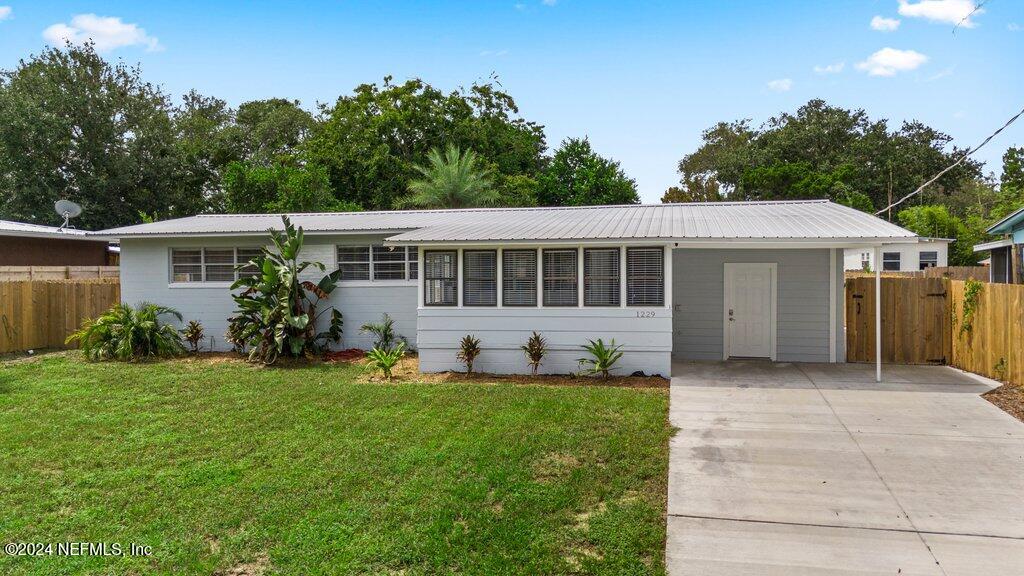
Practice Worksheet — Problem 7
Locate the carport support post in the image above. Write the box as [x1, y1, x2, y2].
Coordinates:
[874, 246, 882, 382]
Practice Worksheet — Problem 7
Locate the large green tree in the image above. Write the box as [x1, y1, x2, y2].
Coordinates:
[304, 77, 546, 210]
[0, 44, 195, 229]
[537, 138, 639, 206]
[896, 205, 981, 266]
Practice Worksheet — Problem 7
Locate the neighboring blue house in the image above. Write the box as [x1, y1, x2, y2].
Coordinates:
[973, 206, 1024, 284]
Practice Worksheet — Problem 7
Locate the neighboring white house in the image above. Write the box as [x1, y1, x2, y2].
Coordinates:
[96, 200, 918, 376]
[844, 237, 951, 272]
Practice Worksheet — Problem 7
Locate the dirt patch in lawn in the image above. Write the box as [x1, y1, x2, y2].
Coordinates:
[983, 383, 1024, 423]
[354, 355, 669, 388]
[214, 552, 270, 576]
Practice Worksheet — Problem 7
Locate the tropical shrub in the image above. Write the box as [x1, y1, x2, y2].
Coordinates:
[364, 342, 405, 380]
[521, 331, 547, 376]
[456, 335, 482, 374]
[360, 313, 397, 350]
[577, 339, 624, 379]
[228, 216, 344, 364]
[181, 320, 205, 353]
[66, 303, 185, 361]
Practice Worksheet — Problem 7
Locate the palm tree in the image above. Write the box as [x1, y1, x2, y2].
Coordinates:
[404, 145, 498, 208]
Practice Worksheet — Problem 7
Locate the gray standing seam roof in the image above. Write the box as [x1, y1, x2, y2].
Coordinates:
[95, 200, 916, 242]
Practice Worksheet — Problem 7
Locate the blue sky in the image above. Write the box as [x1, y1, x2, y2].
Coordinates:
[0, 1, 1022, 203]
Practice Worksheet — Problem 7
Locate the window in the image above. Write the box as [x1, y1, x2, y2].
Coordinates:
[170, 248, 262, 283]
[627, 248, 664, 306]
[463, 250, 497, 306]
[919, 251, 938, 270]
[882, 252, 901, 271]
[543, 249, 578, 306]
[584, 248, 620, 306]
[424, 250, 457, 306]
[336, 245, 419, 281]
[860, 252, 871, 270]
[503, 250, 537, 306]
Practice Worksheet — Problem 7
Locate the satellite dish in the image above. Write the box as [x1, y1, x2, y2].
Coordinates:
[54, 199, 83, 230]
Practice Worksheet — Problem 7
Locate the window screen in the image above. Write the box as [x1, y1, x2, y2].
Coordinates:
[463, 250, 497, 306]
[171, 249, 202, 282]
[627, 248, 664, 306]
[919, 251, 938, 270]
[337, 246, 370, 280]
[204, 249, 236, 282]
[408, 247, 419, 280]
[543, 249, 578, 306]
[372, 246, 407, 280]
[424, 251, 457, 306]
[503, 250, 537, 306]
[584, 248, 620, 306]
[882, 252, 901, 271]
[236, 248, 263, 278]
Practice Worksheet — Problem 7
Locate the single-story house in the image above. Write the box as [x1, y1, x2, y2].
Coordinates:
[843, 237, 950, 272]
[973, 206, 1024, 284]
[97, 200, 917, 377]
[0, 219, 115, 266]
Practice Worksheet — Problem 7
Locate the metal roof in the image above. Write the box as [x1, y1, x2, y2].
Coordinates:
[986, 205, 1024, 234]
[96, 200, 917, 243]
[0, 219, 109, 241]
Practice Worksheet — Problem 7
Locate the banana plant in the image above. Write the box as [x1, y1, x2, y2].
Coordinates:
[229, 216, 344, 364]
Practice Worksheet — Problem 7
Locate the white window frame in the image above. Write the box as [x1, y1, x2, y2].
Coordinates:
[423, 249, 458, 307]
[583, 247, 621, 307]
[882, 252, 901, 271]
[335, 244, 419, 286]
[462, 249, 498, 307]
[626, 247, 665, 307]
[919, 251, 938, 270]
[168, 247, 263, 287]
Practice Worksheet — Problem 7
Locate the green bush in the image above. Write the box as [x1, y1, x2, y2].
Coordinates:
[577, 339, 624, 379]
[457, 335, 482, 374]
[181, 320, 205, 353]
[364, 342, 405, 380]
[229, 216, 344, 364]
[360, 313, 397, 350]
[66, 303, 185, 361]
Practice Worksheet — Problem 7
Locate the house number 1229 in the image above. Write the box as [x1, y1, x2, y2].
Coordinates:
[636, 311, 655, 318]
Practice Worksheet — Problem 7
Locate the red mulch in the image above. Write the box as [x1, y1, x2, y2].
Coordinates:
[983, 383, 1024, 423]
[324, 348, 366, 362]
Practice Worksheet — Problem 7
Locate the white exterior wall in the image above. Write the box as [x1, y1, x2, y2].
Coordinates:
[119, 234, 417, 351]
[416, 244, 673, 377]
[844, 241, 949, 272]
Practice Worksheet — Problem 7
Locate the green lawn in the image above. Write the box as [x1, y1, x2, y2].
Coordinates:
[0, 354, 671, 575]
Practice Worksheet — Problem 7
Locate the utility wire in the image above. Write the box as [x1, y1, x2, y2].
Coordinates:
[874, 104, 1024, 216]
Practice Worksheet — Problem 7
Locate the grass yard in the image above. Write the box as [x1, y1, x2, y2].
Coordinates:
[0, 354, 671, 575]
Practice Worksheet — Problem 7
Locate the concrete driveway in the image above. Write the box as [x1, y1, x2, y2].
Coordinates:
[667, 361, 1024, 575]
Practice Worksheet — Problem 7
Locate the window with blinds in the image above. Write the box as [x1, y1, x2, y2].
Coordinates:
[626, 248, 664, 306]
[543, 249, 578, 306]
[424, 250, 457, 306]
[503, 249, 537, 306]
[463, 250, 497, 306]
[170, 247, 263, 283]
[336, 245, 418, 281]
[584, 248, 620, 306]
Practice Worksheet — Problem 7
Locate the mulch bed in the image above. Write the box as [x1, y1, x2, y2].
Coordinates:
[983, 383, 1024, 423]
[323, 348, 366, 362]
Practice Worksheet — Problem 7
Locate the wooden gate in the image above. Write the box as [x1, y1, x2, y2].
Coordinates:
[845, 277, 951, 364]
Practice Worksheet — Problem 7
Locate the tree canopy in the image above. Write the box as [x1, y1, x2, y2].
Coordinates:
[404, 145, 497, 209]
[537, 138, 639, 206]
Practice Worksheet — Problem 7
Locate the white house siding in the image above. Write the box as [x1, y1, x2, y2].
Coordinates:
[672, 248, 845, 363]
[119, 234, 417, 352]
[417, 307, 672, 376]
[843, 242, 949, 272]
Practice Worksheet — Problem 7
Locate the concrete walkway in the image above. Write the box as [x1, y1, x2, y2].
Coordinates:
[667, 361, 1024, 575]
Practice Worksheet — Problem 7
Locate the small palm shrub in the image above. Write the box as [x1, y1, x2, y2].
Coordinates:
[365, 342, 405, 380]
[66, 303, 185, 361]
[577, 338, 624, 379]
[360, 313, 397, 350]
[456, 335, 482, 374]
[521, 331, 547, 376]
[181, 320, 205, 353]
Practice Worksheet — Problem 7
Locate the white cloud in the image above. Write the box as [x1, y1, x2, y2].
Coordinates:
[871, 15, 901, 31]
[813, 62, 845, 74]
[856, 47, 928, 76]
[766, 78, 793, 92]
[0, 6, 12, 21]
[1009, 23, 1021, 32]
[42, 14, 161, 53]
[898, 0, 982, 27]
[926, 67, 954, 81]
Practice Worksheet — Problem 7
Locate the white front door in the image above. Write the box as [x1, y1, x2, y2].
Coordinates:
[724, 263, 775, 359]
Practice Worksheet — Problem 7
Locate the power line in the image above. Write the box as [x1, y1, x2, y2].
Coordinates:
[874, 104, 1024, 216]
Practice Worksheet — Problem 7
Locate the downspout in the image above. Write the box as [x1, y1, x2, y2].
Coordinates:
[874, 246, 882, 383]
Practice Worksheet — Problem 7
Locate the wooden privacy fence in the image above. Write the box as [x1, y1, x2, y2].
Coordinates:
[846, 277, 952, 365]
[845, 266, 988, 282]
[0, 266, 119, 281]
[949, 280, 1024, 385]
[0, 280, 120, 353]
